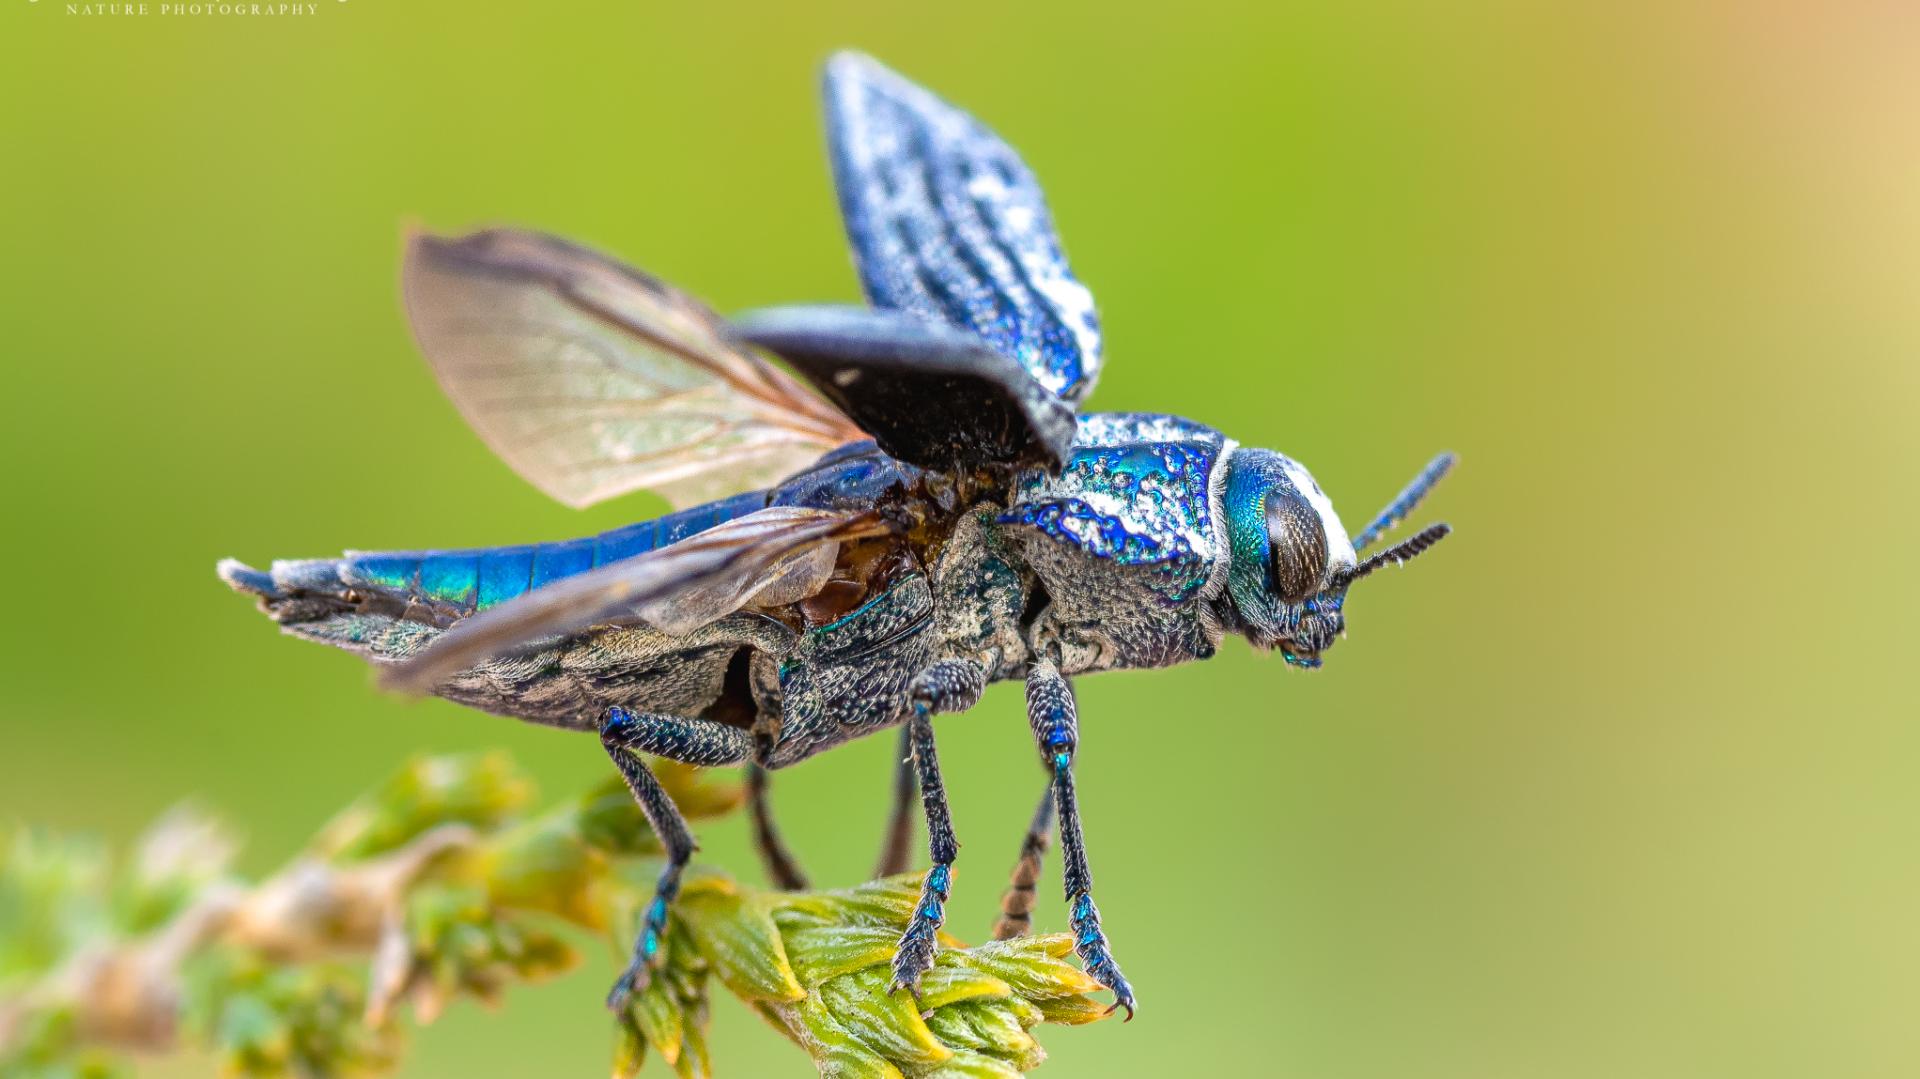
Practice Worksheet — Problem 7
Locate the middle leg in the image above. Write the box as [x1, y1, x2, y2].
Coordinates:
[887, 658, 985, 998]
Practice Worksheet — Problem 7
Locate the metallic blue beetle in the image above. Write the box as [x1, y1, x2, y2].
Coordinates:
[220, 53, 1453, 1019]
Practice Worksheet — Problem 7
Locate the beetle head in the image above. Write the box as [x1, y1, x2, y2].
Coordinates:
[1222, 449, 1454, 667]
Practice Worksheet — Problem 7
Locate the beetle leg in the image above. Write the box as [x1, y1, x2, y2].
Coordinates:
[888, 703, 954, 1000]
[598, 706, 752, 1011]
[885, 659, 984, 998]
[746, 761, 809, 891]
[1025, 659, 1136, 1018]
[873, 724, 917, 878]
[990, 787, 1054, 940]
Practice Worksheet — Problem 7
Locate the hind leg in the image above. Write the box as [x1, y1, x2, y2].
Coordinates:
[599, 706, 752, 1010]
[873, 724, 917, 878]
[746, 761, 810, 890]
[991, 787, 1055, 940]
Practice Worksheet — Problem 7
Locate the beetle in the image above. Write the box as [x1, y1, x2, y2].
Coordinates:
[218, 52, 1453, 1019]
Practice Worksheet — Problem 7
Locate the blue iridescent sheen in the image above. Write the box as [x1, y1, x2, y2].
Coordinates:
[769, 440, 915, 511]
[824, 53, 1103, 405]
[1001, 432, 1221, 603]
[1000, 500, 1167, 563]
[593, 519, 661, 567]
[1223, 448, 1289, 619]
[655, 513, 702, 547]
[528, 538, 594, 590]
[342, 554, 417, 596]
[475, 547, 535, 611]
[335, 490, 797, 616]
[417, 554, 478, 609]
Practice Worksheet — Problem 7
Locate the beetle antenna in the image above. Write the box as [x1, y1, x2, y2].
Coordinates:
[1353, 452, 1456, 552]
[1339, 523, 1451, 586]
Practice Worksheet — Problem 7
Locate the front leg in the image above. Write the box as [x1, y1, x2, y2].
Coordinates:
[887, 659, 984, 998]
[1026, 659, 1136, 1018]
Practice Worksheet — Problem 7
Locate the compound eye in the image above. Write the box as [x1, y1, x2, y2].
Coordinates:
[1265, 490, 1328, 603]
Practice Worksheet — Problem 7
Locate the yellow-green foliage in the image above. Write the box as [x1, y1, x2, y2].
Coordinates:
[0, 754, 1109, 1078]
[618, 871, 1110, 1079]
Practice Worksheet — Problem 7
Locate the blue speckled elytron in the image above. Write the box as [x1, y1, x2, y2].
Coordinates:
[219, 53, 1454, 1020]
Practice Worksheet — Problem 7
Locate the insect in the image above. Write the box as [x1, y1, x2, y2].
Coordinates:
[218, 52, 1453, 1019]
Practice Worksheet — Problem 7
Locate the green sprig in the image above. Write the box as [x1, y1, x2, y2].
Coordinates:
[0, 755, 1108, 1078]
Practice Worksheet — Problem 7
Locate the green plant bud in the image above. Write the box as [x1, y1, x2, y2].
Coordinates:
[314, 753, 535, 863]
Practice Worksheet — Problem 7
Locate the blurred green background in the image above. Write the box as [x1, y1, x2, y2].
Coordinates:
[3, 2, 1916, 1076]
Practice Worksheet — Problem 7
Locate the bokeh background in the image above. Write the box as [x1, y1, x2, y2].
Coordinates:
[3, 2, 1916, 1076]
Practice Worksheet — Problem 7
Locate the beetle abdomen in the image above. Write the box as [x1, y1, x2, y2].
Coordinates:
[222, 489, 775, 626]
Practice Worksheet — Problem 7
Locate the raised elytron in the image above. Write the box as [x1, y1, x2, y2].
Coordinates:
[220, 52, 1454, 1019]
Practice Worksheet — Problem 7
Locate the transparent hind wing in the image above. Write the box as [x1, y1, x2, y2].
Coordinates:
[381, 506, 891, 695]
[403, 229, 865, 510]
[823, 52, 1103, 406]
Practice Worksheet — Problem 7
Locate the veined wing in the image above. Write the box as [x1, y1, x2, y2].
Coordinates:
[381, 506, 891, 695]
[403, 229, 866, 510]
[823, 52, 1103, 406]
